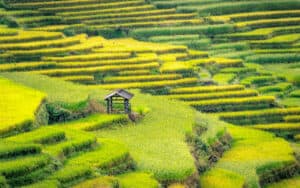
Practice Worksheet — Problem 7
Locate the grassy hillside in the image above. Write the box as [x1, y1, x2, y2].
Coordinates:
[0, 0, 300, 187]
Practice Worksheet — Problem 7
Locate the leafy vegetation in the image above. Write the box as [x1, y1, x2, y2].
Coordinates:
[0, 0, 300, 187]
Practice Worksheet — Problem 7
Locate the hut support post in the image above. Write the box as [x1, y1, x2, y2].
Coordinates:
[124, 99, 130, 114]
[107, 99, 112, 114]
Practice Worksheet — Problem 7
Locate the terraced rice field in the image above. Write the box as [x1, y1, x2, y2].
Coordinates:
[0, 0, 300, 187]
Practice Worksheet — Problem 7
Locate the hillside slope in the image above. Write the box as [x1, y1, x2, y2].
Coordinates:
[0, 0, 300, 187]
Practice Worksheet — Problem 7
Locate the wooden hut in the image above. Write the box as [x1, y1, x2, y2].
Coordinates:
[104, 89, 134, 114]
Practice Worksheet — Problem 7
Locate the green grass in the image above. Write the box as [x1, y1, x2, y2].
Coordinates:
[97, 91, 197, 182]
[1, 1, 300, 186]
[213, 73, 236, 85]
[0, 72, 97, 103]
[280, 98, 300, 107]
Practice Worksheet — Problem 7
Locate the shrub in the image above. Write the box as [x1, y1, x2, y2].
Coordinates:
[133, 106, 151, 116]
[292, 75, 300, 86]
[0, 176, 8, 188]
[290, 90, 300, 97]
[0, 16, 18, 27]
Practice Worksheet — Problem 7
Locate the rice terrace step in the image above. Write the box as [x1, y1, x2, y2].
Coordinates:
[0, 0, 299, 187]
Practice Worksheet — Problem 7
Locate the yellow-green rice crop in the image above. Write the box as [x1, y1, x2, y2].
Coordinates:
[0, 62, 56, 72]
[202, 125, 296, 188]
[253, 123, 300, 132]
[170, 85, 245, 94]
[57, 5, 155, 17]
[43, 52, 130, 62]
[0, 77, 46, 136]
[103, 74, 182, 83]
[210, 10, 300, 23]
[160, 62, 193, 73]
[93, 77, 198, 89]
[99, 38, 187, 54]
[92, 19, 202, 29]
[73, 176, 116, 188]
[57, 114, 128, 131]
[200, 168, 245, 188]
[0, 30, 63, 43]
[0, 34, 86, 50]
[169, 89, 258, 101]
[266, 176, 300, 188]
[284, 115, 300, 122]
[235, 17, 300, 29]
[61, 75, 94, 82]
[117, 172, 159, 188]
[29, 62, 159, 76]
[213, 73, 236, 85]
[188, 96, 276, 112]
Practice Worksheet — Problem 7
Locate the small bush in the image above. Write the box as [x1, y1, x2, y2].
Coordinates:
[0, 16, 18, 28]
[133, 106, 151, 116]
